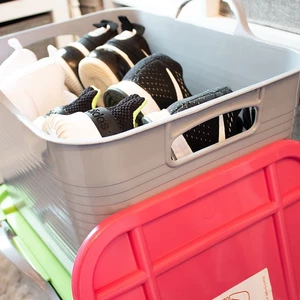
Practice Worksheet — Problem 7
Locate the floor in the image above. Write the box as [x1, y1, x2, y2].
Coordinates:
[0, 255, 43, 300]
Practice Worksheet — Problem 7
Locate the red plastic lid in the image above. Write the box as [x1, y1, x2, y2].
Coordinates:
[72, 140, 300, 299]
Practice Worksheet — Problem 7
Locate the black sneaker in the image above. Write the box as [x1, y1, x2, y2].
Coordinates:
[142, 86, 241, 158]
[103, 53, 192, 116]
[33, 86, 101, 128]
[242, 107, 256, 130]
[78, 16, 151, 102]
[48, 20, 118, 95]
[42, 94, 146, 140]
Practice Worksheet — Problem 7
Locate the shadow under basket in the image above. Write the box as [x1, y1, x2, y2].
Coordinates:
[0, 8, 300, 273]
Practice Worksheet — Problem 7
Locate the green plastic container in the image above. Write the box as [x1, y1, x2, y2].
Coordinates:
[0, 184, 72, 300]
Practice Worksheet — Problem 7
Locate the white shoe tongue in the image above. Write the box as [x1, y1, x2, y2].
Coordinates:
[115, 29, 136, 41]
[88, 26, 109, 37]
[8, 38, 23, 50]
[0, 38, 37, 78]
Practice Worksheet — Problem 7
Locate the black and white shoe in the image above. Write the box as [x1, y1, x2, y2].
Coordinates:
[103, 53, 192, 116]
[78, 16, 151, 102]
[42, 94, 146, 140]
[48, 20, 118, 95]
[242, 107, 256, 130]
[142, 86, 240, 159]
[33, 86, 101, 129]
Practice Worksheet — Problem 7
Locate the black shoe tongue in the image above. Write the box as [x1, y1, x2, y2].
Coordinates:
[118, 15, 145, 35]
[93, 20, 118, 32]
[107, 94, 146, 132]
[63, 86, 98, 114]
[45, 87, 97, 117]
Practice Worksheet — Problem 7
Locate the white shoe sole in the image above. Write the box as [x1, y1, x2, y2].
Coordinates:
[43, 112, 101, 140]
[55, 55, 84, 96]
[79, 57, 120, 106]
[107, 81, 161, 114]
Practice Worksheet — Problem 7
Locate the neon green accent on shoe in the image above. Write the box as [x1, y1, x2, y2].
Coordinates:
[133, 98, 147, 128]
[91, 86, 101, 109]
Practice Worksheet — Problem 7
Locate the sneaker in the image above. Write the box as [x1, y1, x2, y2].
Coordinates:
[42, 94, 146, 140]
[242, 107, 256, 130]
[33, 86, 101, 129]
[0, 38, 37, 80]
[48, 20, 118, 96]
[78, 16, 151, 103]
[103, 53, 191, 116]
[142, 86, 240, 159]
[1, 57, 75, 121]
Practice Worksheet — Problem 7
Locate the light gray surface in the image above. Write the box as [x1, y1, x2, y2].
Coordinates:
[220, 0, 300, 35]
[0, 8, 300, 273]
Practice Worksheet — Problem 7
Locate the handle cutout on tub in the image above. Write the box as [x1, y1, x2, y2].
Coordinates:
[170, 106, 257, 160]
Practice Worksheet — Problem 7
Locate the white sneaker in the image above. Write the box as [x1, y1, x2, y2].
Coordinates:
[1, 57, 76, 121]
[0, 38, 37, 80]
[48, 20, 119, 96]
[42, 94, 146, 140]
[32, 86, 101, 129]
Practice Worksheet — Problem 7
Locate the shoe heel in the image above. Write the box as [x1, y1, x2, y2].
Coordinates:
[103, 87, 128, 107]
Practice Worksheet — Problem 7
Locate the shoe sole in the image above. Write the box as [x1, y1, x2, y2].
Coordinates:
[55, 55, 84, 96]
[79, 57, 120, 106]
[103, 87, 128, 107]
[103, 80, 161, 115]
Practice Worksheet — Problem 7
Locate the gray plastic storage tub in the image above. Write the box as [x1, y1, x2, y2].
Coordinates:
[0, 8, 300, 273]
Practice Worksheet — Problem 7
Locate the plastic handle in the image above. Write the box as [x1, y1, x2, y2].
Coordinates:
[0, 221, 60, 300]
[175, 0, 193, 18]
[176, 0, 255, 39]
[165, 89, 261, 167]
[223, 0, 255, 39]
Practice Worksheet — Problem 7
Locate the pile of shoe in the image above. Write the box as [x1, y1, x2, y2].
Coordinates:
[0, 16, 249, 159]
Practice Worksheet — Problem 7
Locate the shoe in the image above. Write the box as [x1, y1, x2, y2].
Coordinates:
[48, 20, 118, 95]
[103, 53, 191, 116]
[78, 16, 151, 103]
[0, 38, 37, 80]
[42, 94, 146, 140]
[242, 107, 256, 130]
[33, 86, 101, 129]
[1, 57, 75, 121]
[142, 86, 240, 159]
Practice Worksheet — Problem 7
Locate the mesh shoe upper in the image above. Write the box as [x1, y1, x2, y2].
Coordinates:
[182, 110, 241, 152]
[106, 94, 146, 132]
[142, 86, 240, 154]
[121, 53, 191, 108]
[167, 86, 241, 152]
